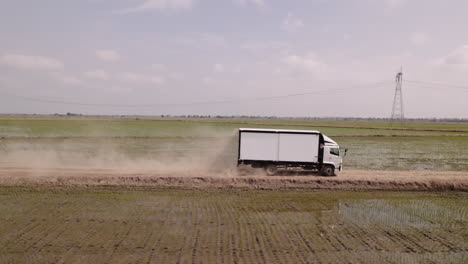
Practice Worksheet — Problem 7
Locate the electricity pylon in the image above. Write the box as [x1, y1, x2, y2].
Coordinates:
[391, 70, 404, 122]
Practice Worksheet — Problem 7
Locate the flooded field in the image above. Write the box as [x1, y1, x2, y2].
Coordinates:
[0, 187, 465, 263]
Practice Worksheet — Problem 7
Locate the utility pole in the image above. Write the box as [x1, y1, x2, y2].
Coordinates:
[391, 69, 405, 122]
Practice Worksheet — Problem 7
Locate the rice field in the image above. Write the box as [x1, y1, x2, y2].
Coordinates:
[0, 187, 466, 263]
[0, 117, 467, 171]
[0, 116, 466, 263]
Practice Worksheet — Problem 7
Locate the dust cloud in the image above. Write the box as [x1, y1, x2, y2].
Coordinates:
[1, 130, 467, 191]
[0, 131, 241, 178]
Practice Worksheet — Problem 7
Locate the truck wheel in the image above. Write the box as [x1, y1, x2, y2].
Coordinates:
[265, 165, 278, 176]
[320, 165, 335, 176]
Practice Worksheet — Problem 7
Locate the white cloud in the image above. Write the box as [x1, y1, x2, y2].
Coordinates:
[1, 54, 64, 71]
[119, 72, 145, 83]
[83, 70, 164, 85]
[151, 63, 166, 71]
[281, 12, 304, 33]
[117, 0, 193, 13]
[95, 49, 121, 62]
[240, 41, 290, 52]
[150, 64, 183, 80]
[444, 45, 468, 65]
[61, 76, 83, 86]
[213, 63, 225, 73]
[385, 0, 405, 8]
[169, 72, 183, 79]
[202, 76, 220, 85]
[149, 76, 164, 84]
[234, 0, 265, 7]
[282, 53, 330, 76]
[431, 45, 468, 70]
[84, 69, 110, 80]
[196, 33, 226, 46]
[174, 33, 226, 47]
[409, 32, 430, 45]
[118, 72, 164, 85]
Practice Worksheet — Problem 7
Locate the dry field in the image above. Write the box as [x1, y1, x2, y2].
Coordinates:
[0, 187, 466, 264]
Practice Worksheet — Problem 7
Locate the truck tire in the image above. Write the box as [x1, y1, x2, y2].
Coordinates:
[320, 165, 335, 176]
[265, 165, 278, 176]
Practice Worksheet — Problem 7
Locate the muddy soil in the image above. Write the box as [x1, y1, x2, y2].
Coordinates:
[1, 187, 465, 263]
[0, 166, 466, 191]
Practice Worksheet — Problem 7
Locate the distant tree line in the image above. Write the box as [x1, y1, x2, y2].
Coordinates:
[2, 113, 466, 123]
[157, 115, 468, 123]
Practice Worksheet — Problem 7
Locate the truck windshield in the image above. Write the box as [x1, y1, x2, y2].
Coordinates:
[330, 148, 339, 156]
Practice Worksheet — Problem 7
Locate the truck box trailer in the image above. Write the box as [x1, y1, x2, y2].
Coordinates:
[237, 128, 343, 176]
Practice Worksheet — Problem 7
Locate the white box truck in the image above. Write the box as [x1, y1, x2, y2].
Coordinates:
[237, 128, 344, 176]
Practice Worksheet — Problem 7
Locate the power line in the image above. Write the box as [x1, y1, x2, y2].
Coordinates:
[404, 83, 468, 93]
[0, 81, 393, 108]
[405, 80, 468, 90]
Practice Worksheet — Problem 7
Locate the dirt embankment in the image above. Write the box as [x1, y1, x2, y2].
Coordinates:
[0, 167, 466, 191]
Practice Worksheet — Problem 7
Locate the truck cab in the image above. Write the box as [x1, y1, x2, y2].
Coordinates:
[321, 135, 343, 176]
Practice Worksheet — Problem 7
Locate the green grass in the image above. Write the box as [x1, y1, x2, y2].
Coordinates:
[0, 117, 467, 137]
[0, 187, 465, 263]
[339, 136, 468, 171]
[0, 117, 467, 171]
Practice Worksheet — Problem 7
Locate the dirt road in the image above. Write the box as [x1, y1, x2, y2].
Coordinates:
[0, 166, 466, 191]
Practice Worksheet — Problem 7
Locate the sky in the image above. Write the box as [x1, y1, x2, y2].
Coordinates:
[0, 0, 467, 118]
